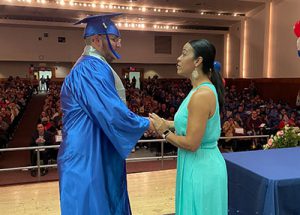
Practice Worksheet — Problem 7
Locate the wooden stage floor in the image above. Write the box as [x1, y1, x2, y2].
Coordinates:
[0, 169, 176, 215]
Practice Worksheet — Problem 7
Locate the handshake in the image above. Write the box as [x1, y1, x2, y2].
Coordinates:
[147, 113, 174, 138]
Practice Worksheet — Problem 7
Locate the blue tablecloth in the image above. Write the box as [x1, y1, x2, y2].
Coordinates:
[223, 147, 300, 215]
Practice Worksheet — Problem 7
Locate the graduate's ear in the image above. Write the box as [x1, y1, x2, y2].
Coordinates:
[92, 35, 103, 49]
[92, 35, 100, 44]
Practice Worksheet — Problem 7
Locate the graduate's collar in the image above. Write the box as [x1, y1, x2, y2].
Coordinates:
[82, 45, 107, 63]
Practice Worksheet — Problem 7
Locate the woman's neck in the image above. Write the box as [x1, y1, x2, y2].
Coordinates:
[190, 74, 211, 89]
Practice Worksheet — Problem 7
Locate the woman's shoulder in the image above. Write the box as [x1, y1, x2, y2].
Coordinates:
[191, 86, 215, 102]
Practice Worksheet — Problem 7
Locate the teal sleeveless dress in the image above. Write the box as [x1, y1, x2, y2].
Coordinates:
[174, 82, 228, 215]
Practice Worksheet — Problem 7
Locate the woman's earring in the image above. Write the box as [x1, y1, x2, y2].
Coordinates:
[192, 70, 199, 79]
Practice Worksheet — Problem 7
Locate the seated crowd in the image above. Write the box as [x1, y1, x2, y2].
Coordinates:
[221, 83, 300, 150]
[33, 76, 300, 168]
[125, 77, 300, 151]
[0, 76, 33, 151]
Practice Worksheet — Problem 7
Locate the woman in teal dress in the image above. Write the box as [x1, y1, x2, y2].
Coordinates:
[150, 39, 227, 214]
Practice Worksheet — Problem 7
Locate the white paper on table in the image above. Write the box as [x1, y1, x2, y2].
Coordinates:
[259, 123, 266, 128]
[235, 128, 244, 134]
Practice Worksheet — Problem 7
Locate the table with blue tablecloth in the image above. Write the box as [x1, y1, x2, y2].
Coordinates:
[223, 147, 300, 215]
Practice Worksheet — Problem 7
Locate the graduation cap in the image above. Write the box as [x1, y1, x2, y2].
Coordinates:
[75, 13, 122, 59]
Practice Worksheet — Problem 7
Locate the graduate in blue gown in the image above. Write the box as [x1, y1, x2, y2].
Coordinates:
[58, 13, 153, 215]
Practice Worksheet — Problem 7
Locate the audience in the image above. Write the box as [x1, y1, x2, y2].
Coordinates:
[35, 76, 300, 154]
[0, 75, 297, 175]
[0, 76, 32, 150]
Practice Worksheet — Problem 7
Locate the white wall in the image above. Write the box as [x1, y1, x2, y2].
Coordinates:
[0, 26, 84, 62]
[243, 0, 300, 78]
[0, 62, 31, 79]
[245, 7, 266, 78]
[1, 0, 300, 79]
[111, 63, 180, 79]
[228, 22, 241, 78]
[0, 61, 181, 79]
[270, 0, 300, 78]
[117, 31, 224, 64]
[0, 25, 224, 78]
[0, 25, 224, 64]
[0, 61, 73, 79]
[55, 65, 73, 78]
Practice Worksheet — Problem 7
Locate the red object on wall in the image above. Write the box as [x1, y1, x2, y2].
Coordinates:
[294, 20, 300, 37]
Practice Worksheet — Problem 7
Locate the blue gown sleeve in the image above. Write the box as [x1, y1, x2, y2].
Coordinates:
[71, 58, 149, 159]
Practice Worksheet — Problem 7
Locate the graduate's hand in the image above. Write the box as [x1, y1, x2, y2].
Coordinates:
[149, 113, 168, 135]
[148, 118, 155, 131]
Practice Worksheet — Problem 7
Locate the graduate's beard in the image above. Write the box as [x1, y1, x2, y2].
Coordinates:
[101, 47, 116, 63]
[105, 53, 116, 63]
[101, 40, 117, 62]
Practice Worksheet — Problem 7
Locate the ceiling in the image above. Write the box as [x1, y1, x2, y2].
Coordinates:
[0, 0, 266, 32]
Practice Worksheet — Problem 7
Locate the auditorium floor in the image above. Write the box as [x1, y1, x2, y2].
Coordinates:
[0, 169, 176, 215]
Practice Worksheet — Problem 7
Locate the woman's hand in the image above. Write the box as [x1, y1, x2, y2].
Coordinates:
[149, 113, 169, 135]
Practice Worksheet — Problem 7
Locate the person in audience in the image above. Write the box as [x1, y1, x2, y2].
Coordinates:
[0, 116, 9, 149]
[268, 108, 280, 132]
[234, 112, 244, 128]
[41, 117, 53, 131]
[30, 123, 53, 177]
[40, 75, 46, 92]
[278, 113, 295, 129]
[0, 107, 11, 125]
[246, 110, 263, 135]
[158, 103, 170, 119]
[223, 116, 241, 140]
[45, 75, 51, 91]
[32, 75, 39, 94]
[131, 76, 136, 88]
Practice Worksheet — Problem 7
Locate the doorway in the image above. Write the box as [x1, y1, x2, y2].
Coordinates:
[129, 72, 141, 89]
[33, 70, 52, 92]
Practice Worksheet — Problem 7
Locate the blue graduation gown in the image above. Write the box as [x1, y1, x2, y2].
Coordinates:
[58, 55, 149, 215]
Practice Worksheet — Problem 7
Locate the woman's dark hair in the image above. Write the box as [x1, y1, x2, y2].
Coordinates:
[189, 39, 225, 110]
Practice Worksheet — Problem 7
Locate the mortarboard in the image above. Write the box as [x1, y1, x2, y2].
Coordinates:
[75, 13, 122, 59]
